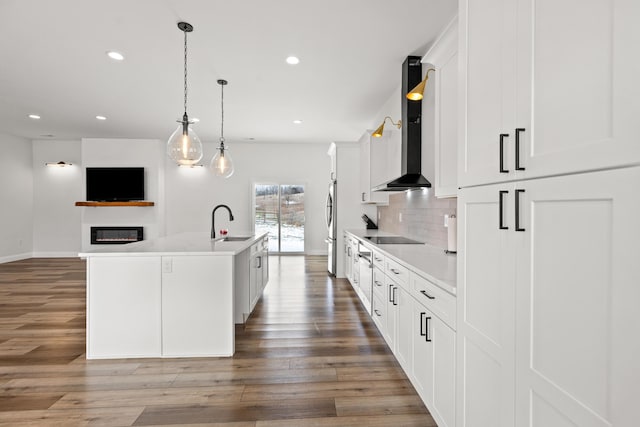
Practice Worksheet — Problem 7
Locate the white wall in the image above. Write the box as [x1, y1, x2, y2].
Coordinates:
[0, 132, 33, 262]
[165, 141, 329, 254]
[32, 140, 82, 256]
[80, 139, 164, 252]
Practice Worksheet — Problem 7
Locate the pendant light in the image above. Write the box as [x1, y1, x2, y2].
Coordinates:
[167, 22, 203, 166]
[210, 79, 234, 178]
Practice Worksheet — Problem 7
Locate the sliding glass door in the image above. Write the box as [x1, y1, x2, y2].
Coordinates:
[254, 184, 304, 253]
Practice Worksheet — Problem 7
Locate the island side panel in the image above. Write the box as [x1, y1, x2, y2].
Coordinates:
[87, 256, 162, 359]
[161, 255, 234, 357]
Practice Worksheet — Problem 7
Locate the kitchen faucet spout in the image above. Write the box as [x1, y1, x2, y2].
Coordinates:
[211, 204, 235, 239]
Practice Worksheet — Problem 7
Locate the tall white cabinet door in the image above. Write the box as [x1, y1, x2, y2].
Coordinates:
[412, 301, 435, 406]
[162, 256, 234, 357]
[514, 167, 640, 427]
[432, 315, 456, 427]
[515, 0, 640, 179]
[395, 285, 413, 372]
[457, 184, 517, 427]
[458, 0, 517, 187]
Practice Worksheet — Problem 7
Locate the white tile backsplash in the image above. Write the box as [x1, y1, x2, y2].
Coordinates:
[377, 189, 456, 250]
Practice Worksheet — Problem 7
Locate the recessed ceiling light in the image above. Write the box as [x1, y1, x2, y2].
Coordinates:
[28, 114, 41, 119]
[191, 117, 200, 123]
[96, 115, 107, 120]
[106, 51, 125, 61]
[286, 56, 300, 65]
[245, 137, 256, 141]
[293, 120, 302, 124]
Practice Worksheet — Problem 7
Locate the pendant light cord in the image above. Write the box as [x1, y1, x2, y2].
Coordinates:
[220, 83, 225, 143]
[183, 29, 188, 116]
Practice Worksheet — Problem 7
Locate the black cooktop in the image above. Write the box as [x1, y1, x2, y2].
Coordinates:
[364, 236, 423, 245]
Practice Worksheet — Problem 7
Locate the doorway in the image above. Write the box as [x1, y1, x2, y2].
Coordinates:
[254, 184, 305, 253]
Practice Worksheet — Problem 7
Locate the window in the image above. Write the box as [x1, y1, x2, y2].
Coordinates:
[254, 184, 305, 253]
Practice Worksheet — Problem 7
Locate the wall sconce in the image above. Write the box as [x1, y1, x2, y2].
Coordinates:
[372, 116, 402, 138]
[45, 161, 73, 167]
[406, 68, 435, 101]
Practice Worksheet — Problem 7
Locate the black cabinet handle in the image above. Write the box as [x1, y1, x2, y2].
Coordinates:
[420, 290, 435, 300]
[499, 133, 509, 173]
[392, 287, 398, 306]
[420, 312, 426, 337]
[425, 316, 432, 342]
[515, 189, 525, 232]
[515, 128, 526, 170]
[374, 280, 383, 287]
[499, 190, 509, 230]
[374, 309, 382, 317]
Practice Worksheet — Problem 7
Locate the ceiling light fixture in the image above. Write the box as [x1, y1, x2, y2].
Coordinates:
[210, 79, 234, 178]
[107, 51, 125, 61]
[293, 120, 302, 124]
[28, 114, 41, 119]
[286, 56, 300, 65]
[96, 115, 107, 120]
[406, 68, 435, 101]
[372, 116, 402, 137]
[167, 22, 203, 166]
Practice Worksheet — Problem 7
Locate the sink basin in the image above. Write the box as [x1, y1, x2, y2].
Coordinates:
[364, 236, 423, 244]
[220, 236, 251, 242]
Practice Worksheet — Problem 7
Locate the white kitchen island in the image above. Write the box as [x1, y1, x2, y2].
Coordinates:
[79, 232, 268, 359]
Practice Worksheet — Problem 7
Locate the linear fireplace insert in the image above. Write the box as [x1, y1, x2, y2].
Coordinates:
[90, 226, 143, 245]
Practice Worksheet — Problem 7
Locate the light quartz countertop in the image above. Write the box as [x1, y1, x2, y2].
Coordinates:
[79, 232, 268, 258]
[345, 229, 457, 295]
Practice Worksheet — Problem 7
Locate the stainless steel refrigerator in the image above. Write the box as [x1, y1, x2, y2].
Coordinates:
[326, 179, 337, 275]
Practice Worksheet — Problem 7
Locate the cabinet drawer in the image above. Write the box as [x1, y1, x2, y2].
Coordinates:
[373, 268, 386, 299]
[411, 272, 456, 330]
[371, 249, 385, 270]
[385, 258, 409, 287]
[372, 294, 386, 334]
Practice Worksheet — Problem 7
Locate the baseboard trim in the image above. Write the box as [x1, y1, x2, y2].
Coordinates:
[31, 252, 79, 258]
[0, 252, 33, 264]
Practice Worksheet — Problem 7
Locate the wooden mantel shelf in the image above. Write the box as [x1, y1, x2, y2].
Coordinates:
[75, 201, 155, 207]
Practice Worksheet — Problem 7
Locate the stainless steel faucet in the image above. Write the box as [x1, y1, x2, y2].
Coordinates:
[211, 204, 234, 239]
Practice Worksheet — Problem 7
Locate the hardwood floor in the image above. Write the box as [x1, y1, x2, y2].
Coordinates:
[0, 256, 435, 426]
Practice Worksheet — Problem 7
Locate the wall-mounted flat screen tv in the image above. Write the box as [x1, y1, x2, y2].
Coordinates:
[86, 167, 145, 201]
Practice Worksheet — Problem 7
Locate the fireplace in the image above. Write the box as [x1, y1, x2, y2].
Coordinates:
[91, 227, 144, 245]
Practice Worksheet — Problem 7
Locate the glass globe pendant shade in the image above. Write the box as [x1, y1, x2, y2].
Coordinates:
[210, 142, 234, 178]
[167, 119, 203, 166]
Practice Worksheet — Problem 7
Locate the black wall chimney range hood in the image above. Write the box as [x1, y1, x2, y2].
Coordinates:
[373, 56, 431, 192]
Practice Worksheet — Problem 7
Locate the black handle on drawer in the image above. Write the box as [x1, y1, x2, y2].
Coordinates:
[515, 189, 526, 232]
[499, 133, 509, 173]
[515, 128, 526, 170]
[392, 287, 398, 306]
[499, 190, 509, 230]
[420, 312, 426, 337]
[425, 316, 432, 342]
[374, 309, 382, 317]
[420, 290, 435, 300]
[374, 280, 383, 287]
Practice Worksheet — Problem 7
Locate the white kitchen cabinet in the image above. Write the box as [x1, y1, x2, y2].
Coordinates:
[344, 233, 353, 282]
[458, 0, 640, 188]
[162, 256, 233, 357]
[358, 130, 390, 204]
[457, 167, 640, 427]
[249, 239, 268, 311]
[423, 17, 458, 198]
[395, 284, 413, 372]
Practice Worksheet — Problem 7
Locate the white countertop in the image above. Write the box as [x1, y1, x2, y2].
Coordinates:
[79, 232, 268, 258]
[345, 229, 457, 295]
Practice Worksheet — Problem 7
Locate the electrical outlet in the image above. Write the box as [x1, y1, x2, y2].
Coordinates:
[162, 258, 173, 273]
[399, 212, 403, 223]
[378, 211, 381, 220]
[444, 214, 449, 227]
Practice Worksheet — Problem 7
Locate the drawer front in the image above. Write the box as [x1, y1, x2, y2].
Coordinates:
[385, 257, 409, 287]
[372, 294, 386, 333]
[371, 249, 385, 271]
[373, 268, 386, 299]
[411, 272, 456, 330]
[250, 242, 259, 255]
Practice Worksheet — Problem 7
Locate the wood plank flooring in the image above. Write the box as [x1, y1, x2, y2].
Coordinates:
[0, 256, 436, 426]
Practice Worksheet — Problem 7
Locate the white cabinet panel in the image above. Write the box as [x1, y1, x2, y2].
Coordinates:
[162, 256, 233, 357]
[395, 285, 412, 372]
[87, 256, 161, 358]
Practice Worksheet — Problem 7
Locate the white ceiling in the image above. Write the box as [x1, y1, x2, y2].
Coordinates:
[0, 0, 456, 144]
